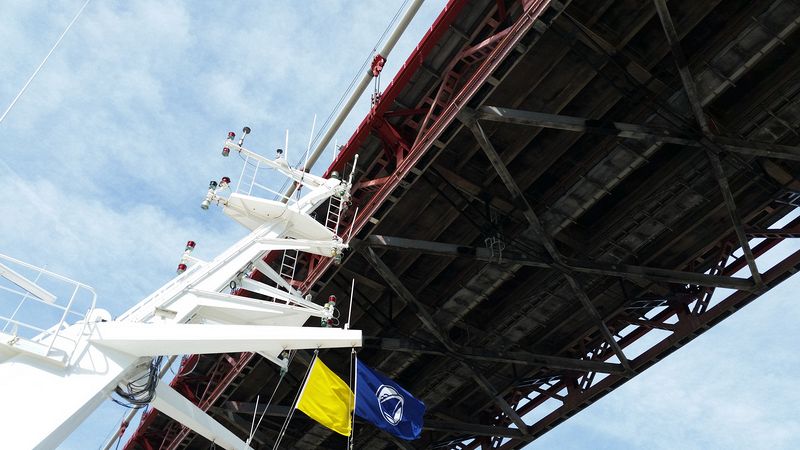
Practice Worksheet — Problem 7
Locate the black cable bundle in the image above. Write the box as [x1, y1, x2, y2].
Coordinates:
[113, 356, 164, 409]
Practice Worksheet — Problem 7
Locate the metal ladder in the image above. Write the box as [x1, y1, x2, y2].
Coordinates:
[279, 247, 299, 285]
[325, 195, 344, 234]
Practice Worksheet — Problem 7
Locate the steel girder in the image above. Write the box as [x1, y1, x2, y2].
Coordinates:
[362, 235, 755, 290]
[473, 106, 800, 161]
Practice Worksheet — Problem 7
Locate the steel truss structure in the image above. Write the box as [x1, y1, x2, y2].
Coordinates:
[128, 0, 800, 448]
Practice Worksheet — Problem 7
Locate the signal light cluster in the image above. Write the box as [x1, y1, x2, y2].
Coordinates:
[176, 240, 197, 274]
[321, 295, 337, 327]
[200, 177, 231, 210]
[222, 127, 250, 157]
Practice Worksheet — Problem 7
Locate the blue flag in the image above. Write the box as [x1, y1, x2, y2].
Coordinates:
[354, 358, 425, 440]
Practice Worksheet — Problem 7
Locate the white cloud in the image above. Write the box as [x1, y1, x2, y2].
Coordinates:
[0, 161, 244, 314]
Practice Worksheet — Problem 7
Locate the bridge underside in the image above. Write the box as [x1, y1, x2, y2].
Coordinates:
[126, 0, 800, 448]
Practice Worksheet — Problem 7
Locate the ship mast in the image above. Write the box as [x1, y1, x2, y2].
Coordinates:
[0, 129, 361, 450]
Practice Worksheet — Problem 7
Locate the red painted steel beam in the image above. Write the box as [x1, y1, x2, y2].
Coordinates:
[324, 0, 471, 178]
[303, 0, 555, 292]
[374, 117, 412, 165]
[164, 352, 253, 450]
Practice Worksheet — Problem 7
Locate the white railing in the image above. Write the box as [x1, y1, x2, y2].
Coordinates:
[235, 152, 310, 205]
[235, 153, 287, 200]
[0, 254, 96, 362]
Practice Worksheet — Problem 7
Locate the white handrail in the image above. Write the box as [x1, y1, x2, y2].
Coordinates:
[0, 253, 97, 362]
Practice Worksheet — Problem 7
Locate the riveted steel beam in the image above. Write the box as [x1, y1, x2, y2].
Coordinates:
[475, 106, 800, 161]
[364, 235, 755, 290]
[364, 336, 626, 374]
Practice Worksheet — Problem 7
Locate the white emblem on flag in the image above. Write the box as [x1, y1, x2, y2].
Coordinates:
[376, 384, 404, 425]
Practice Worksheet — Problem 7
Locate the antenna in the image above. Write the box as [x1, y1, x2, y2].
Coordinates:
[347, 154, 359, 187]
[291, 115, 318, 199]
[284, 129, 289, 164]
[306, 114, 317, 162]
[332, 139, 338, 165]
[345, 278, 355, 330]
[347, 207, 359, 243]
[301, 114, 317, 173]
[238, 126, 251, 147]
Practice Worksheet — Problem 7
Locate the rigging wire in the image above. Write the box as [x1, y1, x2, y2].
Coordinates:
[273, 349, 318, 450]
[98, 408, 128, 450]
[347, 347, 358, 450]
[272, 0, 411, 200]
[248, 394, 260, 442]
[247, 350, 296, 445]
[308, 0, 411, 151]
[0, 0, 92, 124]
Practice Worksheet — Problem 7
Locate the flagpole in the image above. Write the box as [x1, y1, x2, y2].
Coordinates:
[345, 278, 355, 329]
[294, 351, 318, 410]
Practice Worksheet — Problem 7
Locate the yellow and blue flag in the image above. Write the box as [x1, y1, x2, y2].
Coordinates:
[354, 358, 425, 440]
[296, 357, 354, 436]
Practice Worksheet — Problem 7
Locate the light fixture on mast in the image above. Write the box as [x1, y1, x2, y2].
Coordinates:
[222, 131, 235, 157]
[176, 240, 198, 274]
[238, 126, 251, 147]
[200, 180, 218, 210]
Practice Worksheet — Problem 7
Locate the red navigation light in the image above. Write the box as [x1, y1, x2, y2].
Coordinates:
[222, 147, 230, 157]
[328, 295, 336, 304]
[227, 131, 235, 139]
[221, 176, 231, 185]
[176, 263, 188, 274]
[185, 241, 196, 251]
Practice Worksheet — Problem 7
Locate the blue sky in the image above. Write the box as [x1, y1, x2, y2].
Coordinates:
[1, 1, 798, 449]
